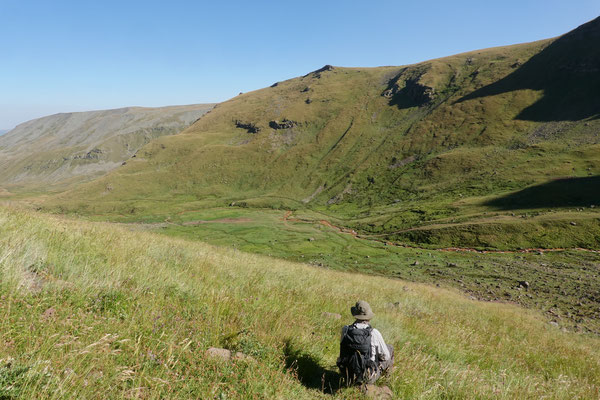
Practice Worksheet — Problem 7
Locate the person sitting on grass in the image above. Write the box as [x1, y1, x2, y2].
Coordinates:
[337, 300, 394, 385]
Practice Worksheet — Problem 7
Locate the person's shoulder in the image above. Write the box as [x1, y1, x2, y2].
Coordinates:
[371, 327, 384, 337]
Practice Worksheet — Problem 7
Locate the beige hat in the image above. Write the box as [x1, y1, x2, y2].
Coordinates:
[351, 300, 374, 320]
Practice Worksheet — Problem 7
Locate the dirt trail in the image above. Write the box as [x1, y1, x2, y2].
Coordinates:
[282, 211, 600, 254]
[182, 217, 252, 226]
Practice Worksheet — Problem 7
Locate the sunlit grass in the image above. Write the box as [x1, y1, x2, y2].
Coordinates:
[1, 206, 599, 398]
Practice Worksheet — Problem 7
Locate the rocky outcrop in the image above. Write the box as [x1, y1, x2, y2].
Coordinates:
[305, 65, 335, 78]
[382, 65, 437, 108]
[383, 76, 436, 105]
[72, 148, 104, 160]
[235, 120, 261, 133]
[269, 119, 298, 130]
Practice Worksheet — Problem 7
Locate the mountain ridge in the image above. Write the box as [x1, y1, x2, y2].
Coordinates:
[0, 103, 215, 191]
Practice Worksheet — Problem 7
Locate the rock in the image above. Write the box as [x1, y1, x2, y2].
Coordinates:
[305, 65, 335, 79]
[206, 347, 232, 360]
[364, 384, 394, 399]
[305, 98, 312, 104]
[308, 237, 315, 242]
[382, 75, 436, 105]
[206, 347, 252, 362]
[235, 120, 260, 134]
[570, 221, 577, 226]
[41, 307, 56, 320]
[412, 261, 419, 266]
[518, 280, 530, 289]
[447, 262, 458, 268]
[269, 119, 298, 129]
[301, 86, 310, 92]
[549, 321, 559, 328]
[322, 312, 341, 320]
[314, 65, 334, 73]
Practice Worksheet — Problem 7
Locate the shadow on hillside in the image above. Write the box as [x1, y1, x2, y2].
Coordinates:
[283, 340, 342, 394]
[457, 17, 600, 122]
[484, 176, 600, 210]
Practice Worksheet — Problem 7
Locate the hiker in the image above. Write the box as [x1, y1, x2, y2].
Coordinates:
[337, 300, 394, 385]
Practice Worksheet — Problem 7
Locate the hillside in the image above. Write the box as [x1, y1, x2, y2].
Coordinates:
[1, 205, 599, 399]
[0, 104, 214, 192]
[30, 18, 600, 335]
[45, 17, 600, 251]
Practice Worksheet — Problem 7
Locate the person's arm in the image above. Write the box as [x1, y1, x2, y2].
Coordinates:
[371, 329, 391, 361]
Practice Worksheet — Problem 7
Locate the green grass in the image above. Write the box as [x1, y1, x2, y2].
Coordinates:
[73, 206, 600, 335]
[2, 20, 600, 397]
[1, 205, 600, 399]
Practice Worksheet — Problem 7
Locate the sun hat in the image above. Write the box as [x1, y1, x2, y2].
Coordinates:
[351, 300, 375, 321]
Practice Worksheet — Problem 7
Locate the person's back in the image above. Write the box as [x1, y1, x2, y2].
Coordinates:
[337, 300, 394, 385]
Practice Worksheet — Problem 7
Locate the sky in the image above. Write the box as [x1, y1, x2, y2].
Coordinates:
[0, 0, 598, 129]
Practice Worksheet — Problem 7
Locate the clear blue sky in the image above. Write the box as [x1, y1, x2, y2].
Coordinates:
[1, 0, 598, 129]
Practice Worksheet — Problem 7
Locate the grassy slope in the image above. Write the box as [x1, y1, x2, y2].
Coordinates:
[95, 206, 600, 334]
[1, 206, 600, 399]
[45, 18, 600, 250]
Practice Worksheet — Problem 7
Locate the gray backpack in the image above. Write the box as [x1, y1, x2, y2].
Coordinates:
[337, 324, 377, 384]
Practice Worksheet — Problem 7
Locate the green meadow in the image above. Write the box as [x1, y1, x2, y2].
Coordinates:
[1, 206, 599, 399]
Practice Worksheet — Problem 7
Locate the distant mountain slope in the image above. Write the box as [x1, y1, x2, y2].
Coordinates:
[48, 17, 600, 249]
[0, 104, 214, 190]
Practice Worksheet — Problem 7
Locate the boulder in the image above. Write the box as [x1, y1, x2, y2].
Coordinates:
[364, 384, 394, 399]
[206, 347, 253, 361]
[518, 280, 530, 289]
[206, 347, 231, 360]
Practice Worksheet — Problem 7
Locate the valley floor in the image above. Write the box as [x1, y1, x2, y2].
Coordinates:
[102, 206, 600, 335]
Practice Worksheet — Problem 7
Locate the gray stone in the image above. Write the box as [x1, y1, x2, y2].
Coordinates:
[518, 280, 530, 289]
[364, 384, 394, 399]
[206, 347, 253, 362]
[206, 347, 232, 360]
